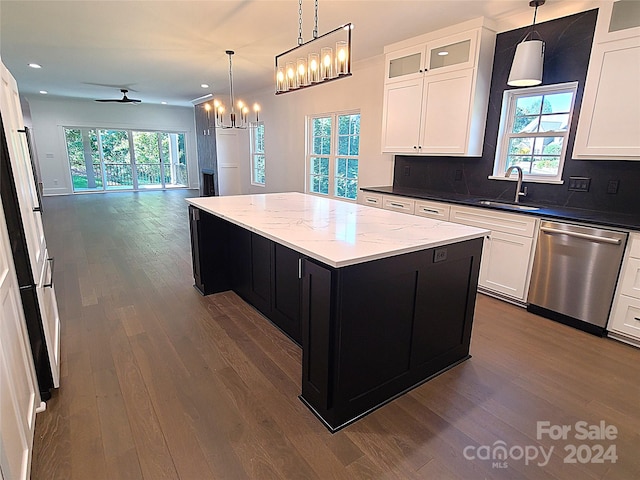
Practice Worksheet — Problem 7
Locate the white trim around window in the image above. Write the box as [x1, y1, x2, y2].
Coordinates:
[249, 121, 265, 186]
[492, 81, 579, 184]
[305, 110, 361, 201]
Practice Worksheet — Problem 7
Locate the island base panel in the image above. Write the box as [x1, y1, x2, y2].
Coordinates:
[301, 238, 483, 431]
[189, 205, 230, 295]
[299, 354, 470, 433]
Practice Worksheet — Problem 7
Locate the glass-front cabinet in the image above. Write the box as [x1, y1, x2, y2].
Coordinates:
[385, 30, 477, 83]
[381, 20, 495, 156]
[426, 30, 477, 73]
[385, 46, 425, 82]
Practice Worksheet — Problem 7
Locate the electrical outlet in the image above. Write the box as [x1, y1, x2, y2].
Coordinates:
[568, 176, 591, 192]
[434, 248, 447, 263]
[607, 179, 619, 194]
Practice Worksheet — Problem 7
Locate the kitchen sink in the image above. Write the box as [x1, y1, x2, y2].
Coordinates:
[477, 200, 540, 211]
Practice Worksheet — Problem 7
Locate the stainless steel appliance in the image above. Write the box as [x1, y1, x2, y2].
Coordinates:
[528, 220, 628, 336]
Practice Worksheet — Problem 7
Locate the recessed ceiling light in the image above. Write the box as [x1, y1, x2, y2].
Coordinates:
[438, 51, 449, 56]
[161, 101, 167, 105]
[39, 90, 48, 94]
[29, 63, 42, 69]
[201, 84, 209, 88]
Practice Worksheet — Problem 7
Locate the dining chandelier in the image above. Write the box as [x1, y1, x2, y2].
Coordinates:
[207, 50, 260, 129]
[275, 0, 352, 94]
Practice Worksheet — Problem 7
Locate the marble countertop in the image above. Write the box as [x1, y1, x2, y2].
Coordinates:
[186, 192, 487, 268]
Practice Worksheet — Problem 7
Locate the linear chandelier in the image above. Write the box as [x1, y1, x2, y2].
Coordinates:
[275, 0, 352, 94]
[207, 50, 260, 129]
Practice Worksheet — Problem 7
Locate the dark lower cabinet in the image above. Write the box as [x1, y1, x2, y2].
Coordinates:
[192, 210, 302, 344]
[189, 206, 229, 295]
[271, 243, 303, 343]
[300, 238, 483, 431]
[189, 207, 483, 431]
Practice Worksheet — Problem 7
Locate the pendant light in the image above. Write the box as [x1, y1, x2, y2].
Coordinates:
[508, 0, 545, 87]
[211, 51, 260, 129]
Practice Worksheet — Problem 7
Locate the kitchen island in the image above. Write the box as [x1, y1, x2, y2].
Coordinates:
[187, 192, 487, 431]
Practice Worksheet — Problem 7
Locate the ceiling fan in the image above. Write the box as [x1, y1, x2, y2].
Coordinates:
[95, 89, 141, 104]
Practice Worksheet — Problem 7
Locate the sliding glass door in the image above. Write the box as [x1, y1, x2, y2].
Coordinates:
[101, 129, 133, 190]
[64, 127, 187, 193]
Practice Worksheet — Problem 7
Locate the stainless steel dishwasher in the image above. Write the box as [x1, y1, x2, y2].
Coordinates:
[527, 220, 628, 336]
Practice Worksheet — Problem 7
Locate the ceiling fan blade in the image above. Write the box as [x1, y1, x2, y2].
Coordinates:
[95, 89, 142, 103]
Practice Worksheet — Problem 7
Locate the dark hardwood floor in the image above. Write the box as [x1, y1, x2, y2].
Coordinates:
[32, 189, 639, 479]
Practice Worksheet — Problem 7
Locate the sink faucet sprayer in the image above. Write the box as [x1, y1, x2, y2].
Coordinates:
[505, 166, 527, 203]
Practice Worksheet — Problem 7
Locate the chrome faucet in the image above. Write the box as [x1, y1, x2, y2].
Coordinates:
[505, 165, 527, 203]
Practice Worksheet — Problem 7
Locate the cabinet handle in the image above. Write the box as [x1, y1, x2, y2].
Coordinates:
[43, 257, 55, 288]
[33, 206, 42, 212]
[366, 198, 378, 203]
[421, 208, 439, 214]
[418, 145, 422, 149]
[635, 317, 640, 322]
[389, 202, 405, 208]
[540, 227, 622, 245]
[298, 258, 303, 279]
[413, 146, 417, 149]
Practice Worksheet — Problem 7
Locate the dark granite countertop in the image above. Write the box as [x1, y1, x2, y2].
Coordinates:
[360, 186, 640, 231]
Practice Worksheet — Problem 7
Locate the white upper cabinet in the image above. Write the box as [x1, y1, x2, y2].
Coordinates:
[573, 0, 640, 160]
[381, 20, 496, 156]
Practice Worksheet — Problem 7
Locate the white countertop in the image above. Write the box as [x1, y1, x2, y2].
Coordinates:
[187, 192, 488, 268]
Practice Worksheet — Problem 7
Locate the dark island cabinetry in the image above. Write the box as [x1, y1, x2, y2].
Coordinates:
[187, 195, 485, 431]
[301, 238, 482, 430]
[190, 206, 302, 343]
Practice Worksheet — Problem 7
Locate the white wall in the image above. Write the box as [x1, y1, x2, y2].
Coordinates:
[23, 95, 198, 195]
[238, 54, 394, 196]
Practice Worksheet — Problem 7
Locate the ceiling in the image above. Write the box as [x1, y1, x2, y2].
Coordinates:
[0, 0, 599, 107]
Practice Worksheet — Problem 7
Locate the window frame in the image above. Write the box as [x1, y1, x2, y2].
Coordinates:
[306, 109, 361, 201]
[249, 121, 265, 186]
[491, 81, 579, 184]
[63, 126, 188, 192]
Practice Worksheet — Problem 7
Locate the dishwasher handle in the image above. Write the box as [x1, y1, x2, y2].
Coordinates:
[540, 226, 622, 245]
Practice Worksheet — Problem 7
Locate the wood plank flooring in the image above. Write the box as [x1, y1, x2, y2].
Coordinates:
[31, 189, 639, 479]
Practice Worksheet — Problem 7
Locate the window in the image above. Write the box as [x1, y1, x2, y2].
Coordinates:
[492, 82, 578, 184]
[250, 122, 265, 185]
[64, 127, 187, 192]
[307, 111, 360, 200]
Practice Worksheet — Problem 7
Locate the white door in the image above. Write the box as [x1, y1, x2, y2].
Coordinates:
[1, 61, 60, 387]
[0, 195, 39, 480]
[420, 68, 474, 155]
[479, 231, 533, 301]
[1, 63, 45, 274]
[215, 129, 242, 196]
[381, 78, 424, 153]
[572, 36, 640, 160]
